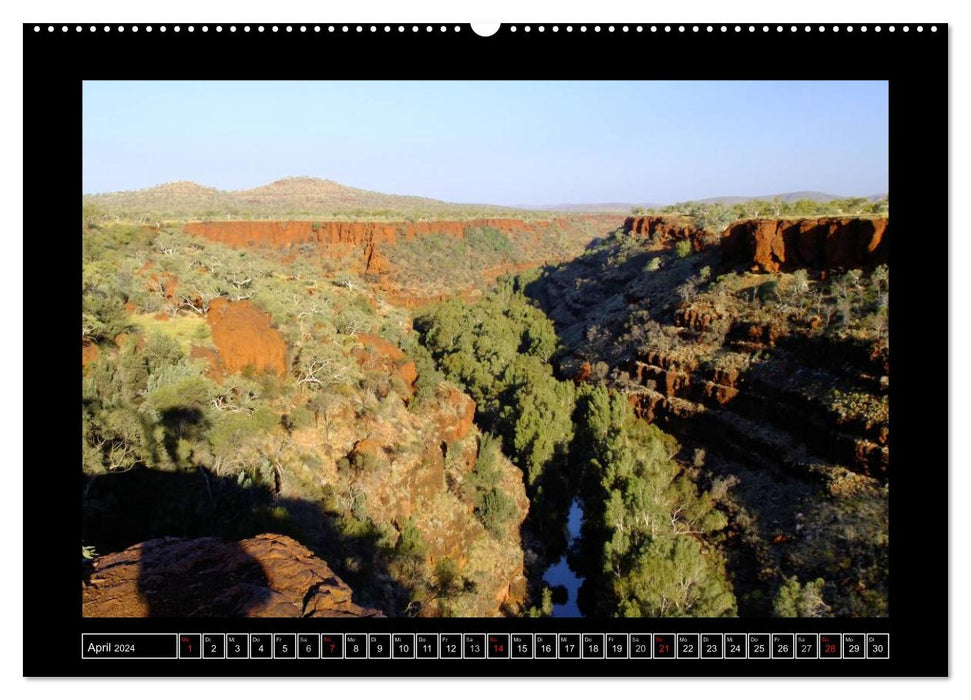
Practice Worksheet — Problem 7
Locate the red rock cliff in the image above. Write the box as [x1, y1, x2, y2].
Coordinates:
[183, 218, 538, 249]
[623, 215, 709, 250]
[720, 217, 889, 273]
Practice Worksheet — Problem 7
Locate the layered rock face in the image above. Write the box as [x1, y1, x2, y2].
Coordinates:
[625, 326, 889, 480]
[539, 215, 890, 481]
[720, 217, 889, 273]
[82, 533, 385, 618]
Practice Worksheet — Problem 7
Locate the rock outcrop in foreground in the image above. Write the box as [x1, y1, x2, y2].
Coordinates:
[82, 533, 385, 618]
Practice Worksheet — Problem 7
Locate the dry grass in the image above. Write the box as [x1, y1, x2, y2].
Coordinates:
[129, 312, 213, 351]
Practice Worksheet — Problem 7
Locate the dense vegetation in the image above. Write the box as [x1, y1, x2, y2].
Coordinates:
[383, 217, 616, 301]
[415, 279, 737, 617]
[81, 221, 528, 617]
[385, 227, 525, 293]
[416, 275, 574, 487]
[571, 386, 736, 616]
[637, 196, 888, 233]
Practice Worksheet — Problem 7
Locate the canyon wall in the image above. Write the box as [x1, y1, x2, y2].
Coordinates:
[720, 217, 889, 273]
[184, 218, 540, 250]
[623, 215, 709, 250]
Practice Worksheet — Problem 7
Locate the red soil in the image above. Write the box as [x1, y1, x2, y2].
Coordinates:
[205, 298, 287, 377]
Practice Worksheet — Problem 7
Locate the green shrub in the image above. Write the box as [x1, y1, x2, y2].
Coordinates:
[208, 406, 279, 456]
[757, 280, 780, 304]
[475, 487, 518, 539]
[573, 385, 736, 617]
[675, 239, 693, 259]
[773, 577, 830, 617]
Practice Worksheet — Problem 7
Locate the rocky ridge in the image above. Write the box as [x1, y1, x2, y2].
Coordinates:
[82, 533, 386, 618]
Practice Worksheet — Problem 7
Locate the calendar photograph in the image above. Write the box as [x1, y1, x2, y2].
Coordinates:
[79, 77, 890, 621]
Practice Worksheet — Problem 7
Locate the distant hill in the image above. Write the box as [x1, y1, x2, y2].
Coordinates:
[83, 178, 888, 222]
[84, 177, 523, 221]
[516, 202, 663, 213]
[696, 191, 886, 205]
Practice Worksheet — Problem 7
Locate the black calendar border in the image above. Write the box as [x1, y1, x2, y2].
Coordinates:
[23, 22, 948, 678]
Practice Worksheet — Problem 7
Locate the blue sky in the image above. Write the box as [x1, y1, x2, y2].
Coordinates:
[82, 80, 888, 205]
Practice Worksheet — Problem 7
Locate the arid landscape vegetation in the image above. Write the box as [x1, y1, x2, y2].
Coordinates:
[80, 176, 889, 619]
